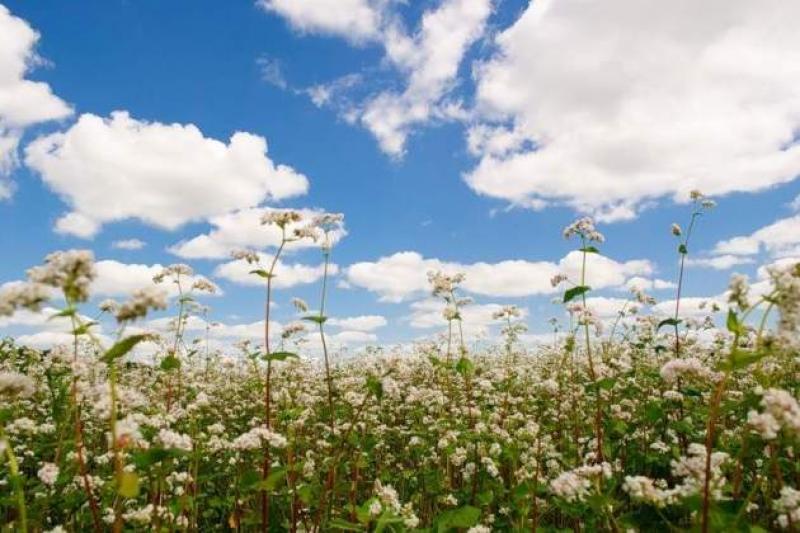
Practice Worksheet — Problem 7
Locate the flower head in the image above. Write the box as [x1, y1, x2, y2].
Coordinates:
[563, 217, 604, 243]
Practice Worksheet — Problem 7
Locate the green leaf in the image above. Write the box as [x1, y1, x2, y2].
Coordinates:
[366, 375, 383, 401]
[101, 334, 151, 364]
[656, 318, 681, 331]
[249, 269, 274, 279]
[357, 497, 380, 524]
[303, 315, 328, 325]
[72, 321, 98, 336]
[131, 447, 183, 467]
[117, 471, 140, 498]
[328, 518, 364, 531]
[436, 505, 480, 532]
[579, 246, 600, 254]
[455, 356, 474, 376]
[596, 377, 616, 390]
[265, 351, 299, 362]
[50, 307, 76, 319]
[258, 466, 287, 491]
[563, 285, 590, 303]
[160, 355, 181, 371]
[644, 401, 664, 423]
[718, 350, 766, 372]
[726, 309, 746, 336]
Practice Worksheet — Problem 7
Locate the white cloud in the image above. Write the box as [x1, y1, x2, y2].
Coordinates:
[686, 254, 755, 270]
[0, 306, 69, 329]
[148, 315, 275, 342]
[25, 111, 309, 237]
[583, 297, 634, 319]
[330, 330, 377, 344]
[169, 206, 345, 259]
[466, 0, 800, 220]
[0, 5, 72, 198]
[360, 0, 492, 155]
[112, 239, 146, 251]
[328, 315, 386, 332]
[712, 236, 761, 256]
[624, 276, 677, 292]
[713, 215, 800, 258]
[256, 0, 383, 42]
[262, 0, 492, 156]
[344, 251, 441, 302]
[407, 299, 526, 336]
[214, 252, 337, 289]
[92, 260, 219, 298]
[344, 250, 651, 302]
[653, 297, 723, 319]
[0, 306, 112, 349]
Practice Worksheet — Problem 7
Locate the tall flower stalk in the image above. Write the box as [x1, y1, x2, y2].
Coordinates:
[308, 213, 344, 431]
[235, 210, 305, 532]
[27, 251, 103, 531]
[561, 217, 606, 462]
[669, 190, 715, 356]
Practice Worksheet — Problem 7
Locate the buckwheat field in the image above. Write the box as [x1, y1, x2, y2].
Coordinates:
[1, 195, 798, 532]
[3, 1, 800, 532]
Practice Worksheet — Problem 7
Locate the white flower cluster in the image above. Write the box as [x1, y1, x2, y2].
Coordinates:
[550, 462, 612, 503]
[659, 357, 715, 384]
[427, 271, 465, 297]
[0, 371, 36, 399]
[372, 480, 419, 528]
[624, 444, 730, 506]
[747, 388, 800, 440]
[27, 250, 96, 302]
[115, 287, 168, 323]
[231, 426, 288, 450]
[562, 216, 605, 242]
[157, 428, 193, 452]
[774, 487, 800, 530]
[0, 282, 50, 316]
[37, 462, 59, 486]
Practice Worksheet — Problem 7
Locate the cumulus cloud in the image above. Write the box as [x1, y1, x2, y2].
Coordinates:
[583, 297, 636, 320]
[359, 0, 492, 156]
[25, 111, 309, 237]
[215, 252, 337, 289]
[328, 315, 387, 332]
[112, 239, 146, 251]
[713, 215, 800, 258]
[147, 315, 274, 342]
[0, 306, 112, 349]
[92, 260, 219, 299]
[685, 254, 755, 270]
[653, 297, 723, 319]
[0, 5, 72, 198]
[256, 0, 383, 42]
[261, 0, 492, 156]
[466, 0, 800, 220]
[169, 206, 345, 259]
[624, 276, 677, 292]
[344, 250, 652, 302]
[407, 298, 525, 331]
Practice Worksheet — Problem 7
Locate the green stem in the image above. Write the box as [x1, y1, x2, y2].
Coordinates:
[1, 423, 27, 532]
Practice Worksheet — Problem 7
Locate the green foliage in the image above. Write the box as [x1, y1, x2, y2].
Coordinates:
[563, 285, 590, 303]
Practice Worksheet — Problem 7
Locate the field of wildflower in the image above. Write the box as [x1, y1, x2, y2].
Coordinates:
[1, 194, 799, 533]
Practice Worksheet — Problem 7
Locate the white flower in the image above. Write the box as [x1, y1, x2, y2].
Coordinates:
[158, 428, 193, 452]
[0, 371, 36, 399]
[37, 463, 59, 486]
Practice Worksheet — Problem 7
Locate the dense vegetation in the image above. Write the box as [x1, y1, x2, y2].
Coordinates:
[1, 196, 799, 532]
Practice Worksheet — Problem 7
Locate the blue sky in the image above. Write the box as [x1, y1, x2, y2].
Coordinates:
[1, 0, 799, 352]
